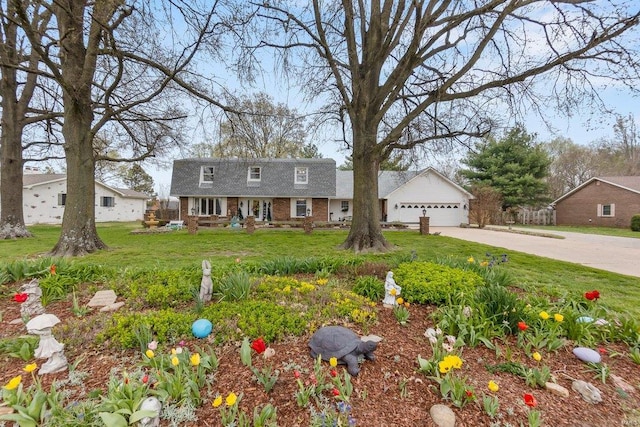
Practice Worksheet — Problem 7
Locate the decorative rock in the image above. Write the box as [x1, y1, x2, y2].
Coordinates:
[573, 347, 601, 364]
[576, 316, 593, 323]
[361, 334, 383, 343]
[87, 290, 117, 307]
[545, 382, 570, 398]
[594, 318, 609, 326]
[139, 396, 162, 427]
[429, 404, 456, 427]
[9, 318, 24, 325]
[192, 319, 213, 339]
[99, 302, 125, 312]
[611, 374, 635, 394]
[572, 380, 602, 404]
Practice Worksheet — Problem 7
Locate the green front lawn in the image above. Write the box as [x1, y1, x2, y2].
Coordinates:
[1, 223, 638, 316]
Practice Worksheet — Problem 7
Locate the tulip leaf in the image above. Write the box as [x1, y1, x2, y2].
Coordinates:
[99, 412, 128, 427]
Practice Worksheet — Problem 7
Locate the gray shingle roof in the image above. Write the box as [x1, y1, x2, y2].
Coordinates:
[599, 176, 640, 193]
[170, 158, 336, 197]
[23, 174, 66, 187]
[335, 169, 423, 199]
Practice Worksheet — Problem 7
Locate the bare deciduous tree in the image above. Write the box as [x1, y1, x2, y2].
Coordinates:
[11, 0, 233, 255]
[243, 1, 639, 252]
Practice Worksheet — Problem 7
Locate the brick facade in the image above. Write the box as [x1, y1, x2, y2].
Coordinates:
[556, 180, 640, 228]
[311, 198, 328, 221]
[272, 198, 291, 221]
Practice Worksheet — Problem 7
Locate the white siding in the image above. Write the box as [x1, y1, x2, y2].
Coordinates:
[22, 180, 146, 225]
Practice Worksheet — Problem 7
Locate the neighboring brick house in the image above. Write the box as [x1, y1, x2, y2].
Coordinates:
[169, 158, 336, 221]
[553, 176, 640, 228]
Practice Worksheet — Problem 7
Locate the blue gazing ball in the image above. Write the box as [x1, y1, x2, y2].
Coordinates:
[192, 319, 213, 339]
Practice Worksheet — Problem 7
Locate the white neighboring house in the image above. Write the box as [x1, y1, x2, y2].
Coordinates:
[20, 173, 149, 225]
[331, 168, 472, 226]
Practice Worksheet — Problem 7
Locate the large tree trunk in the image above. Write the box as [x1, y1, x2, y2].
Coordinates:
[340, 124, 393, 253]
[50, 0, 107, 256]
[0, 90, 31, 239]
[50, 99, 106, 256]
[0, 3, 32, 239]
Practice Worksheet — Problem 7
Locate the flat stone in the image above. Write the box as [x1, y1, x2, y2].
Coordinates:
[429, 404, 456, 427]
[573, 347, 601, 364]
[572, 380, 602, 404]
[545, 382, 570, 398]
[87, 290, 117, 307]
[99, 302, 125, 312]
[9, 318, 24, 325]
[611, 374, 635, 394]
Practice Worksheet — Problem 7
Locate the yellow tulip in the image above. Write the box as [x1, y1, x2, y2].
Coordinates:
[24, 363, 37, 373]
[171, 356, 179, 366]
[212, 395, 222, 407]
[226, 392, 237, 406]
[145, 349, 155, 359]
[488, 380, 499, 392]
[554, 313, 564, 323]
[467, 256, 474, 263]
[396, 297, 404, 305]
[4, 375, 21, 390]
[532, 352, 542, 362]
[539, 311, 550, 320]
[190, 353, 201, 366]
[329, 357, 338, 367]
[171, 348, 177, 355]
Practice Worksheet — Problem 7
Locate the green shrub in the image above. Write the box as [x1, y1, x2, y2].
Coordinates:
[474, 284, 527, 334]
[255, 256, 360, 275]
[112, 268, 199, 309]
[631, 214, 640, 232]
[352, 276, 385, 301]
[393, 262, 484, 305]
[217, 271, 254, 301]
[100, 310, 195, 349]
[201, 300, 310, 342]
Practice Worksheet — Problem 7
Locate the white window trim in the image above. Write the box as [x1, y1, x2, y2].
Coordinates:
[247, 166, 261, 182]
[597, 203, 615, 217]
[293, 199, 311, 217]
[200, 166, 215, 183]
[295, 167, 308, 184]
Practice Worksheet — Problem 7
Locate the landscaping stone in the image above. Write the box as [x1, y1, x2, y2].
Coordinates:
[429, 404, 456, 427]
[139, 396, 162, 427]
[87, 290, 117, 307]
[9, 318, 24, 325]
[572, 380, 602, 404]
[573, 347, 601, 364]
[545, 382, 570, 398]
[576, 316, 594, 323]
[611, 374, 635, 394]
[99, 302, 125, 312]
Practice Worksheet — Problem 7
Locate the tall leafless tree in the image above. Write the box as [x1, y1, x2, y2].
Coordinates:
[11, 0, 234, 255]
[0, 1, 55, 239]
[243, 1, 640, 252]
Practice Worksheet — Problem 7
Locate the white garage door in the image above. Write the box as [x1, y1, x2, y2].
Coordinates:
[396, 203, 461, 226]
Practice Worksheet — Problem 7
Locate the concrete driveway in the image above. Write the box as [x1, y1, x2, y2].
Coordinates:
[430, 226, 640, 278]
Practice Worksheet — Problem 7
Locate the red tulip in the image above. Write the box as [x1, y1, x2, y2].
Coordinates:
[465, 390, 474, 398]
[50, 264, 57, 275]
[523, 393, 537, 407]
[250, 338, 266, 354]
[585, 290, 600, 301]
[294, 370, 301, 379]
[12, 293, 28, 303]
[517, 321, 528, 331]
[332, 388, 340, 396]
[330, 369, 338, 378]
[142, 374, 149, 384]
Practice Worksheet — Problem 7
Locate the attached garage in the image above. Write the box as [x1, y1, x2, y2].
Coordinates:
[332, 168, 472, 227]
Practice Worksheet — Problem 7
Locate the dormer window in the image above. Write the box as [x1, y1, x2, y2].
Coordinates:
[295, 167, 308, 184]
[201, 166, 215, 183]
[248, 166, 261, 181]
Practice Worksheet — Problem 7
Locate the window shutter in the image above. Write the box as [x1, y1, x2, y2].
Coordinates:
[610, 204, 615, 216]
[597, 204, 602, 217]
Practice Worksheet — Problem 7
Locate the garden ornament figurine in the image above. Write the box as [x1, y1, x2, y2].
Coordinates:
[20, 278, 45, 318]
[308, 325, 378, 376]
[26, 313, 68, 374]
[139, 396, 162, 427]
[199, 260, 213, 302]
[383, 271, 401, 307]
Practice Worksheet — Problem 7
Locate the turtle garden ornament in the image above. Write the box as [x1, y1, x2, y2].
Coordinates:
[308, 326, 379, 376]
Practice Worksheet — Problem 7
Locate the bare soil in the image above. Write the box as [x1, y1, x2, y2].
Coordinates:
[1, 291, 639, 427]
